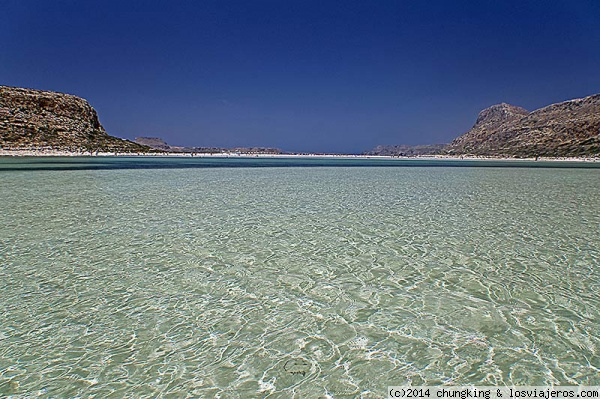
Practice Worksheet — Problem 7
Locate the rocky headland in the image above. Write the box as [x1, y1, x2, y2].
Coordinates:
[448, 94, 600, 157]
[0, 86, 148, 153]
[368, 94, 600, 158]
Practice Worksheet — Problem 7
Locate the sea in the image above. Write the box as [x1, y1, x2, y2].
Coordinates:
[1, 156, 599, 398]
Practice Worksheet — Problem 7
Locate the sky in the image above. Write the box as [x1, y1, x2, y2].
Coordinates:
[2, 1, 600, 153]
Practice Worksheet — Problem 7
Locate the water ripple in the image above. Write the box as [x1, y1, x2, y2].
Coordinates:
[1, 166, 599, 397]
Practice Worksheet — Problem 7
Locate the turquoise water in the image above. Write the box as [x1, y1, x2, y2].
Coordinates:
[1, 157, 599, 398]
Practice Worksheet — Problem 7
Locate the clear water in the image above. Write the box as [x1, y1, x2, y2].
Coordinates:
[1, 157, 599, 398]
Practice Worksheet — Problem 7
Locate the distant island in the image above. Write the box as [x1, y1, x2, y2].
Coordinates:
[1, 85, 599, 158]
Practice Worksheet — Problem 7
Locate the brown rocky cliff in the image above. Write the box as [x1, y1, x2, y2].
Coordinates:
[0, 86, 148, 152]
[449, 94, 600, 157]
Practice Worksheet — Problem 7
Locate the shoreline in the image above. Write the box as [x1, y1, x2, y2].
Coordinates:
[0, 148, 598, 162]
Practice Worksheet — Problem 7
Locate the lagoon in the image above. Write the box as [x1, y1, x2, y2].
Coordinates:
[1, 157, 599, 397]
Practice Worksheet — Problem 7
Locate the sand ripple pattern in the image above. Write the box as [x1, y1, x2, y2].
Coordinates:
[1, 164, 599, 397]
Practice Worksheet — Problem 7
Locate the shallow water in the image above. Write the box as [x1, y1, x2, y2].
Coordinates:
[1, 157, 599, 397]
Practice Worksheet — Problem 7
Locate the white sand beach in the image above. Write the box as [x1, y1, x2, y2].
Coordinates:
[1, 148, 598, 162]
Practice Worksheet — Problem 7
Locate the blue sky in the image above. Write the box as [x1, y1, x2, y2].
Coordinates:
[2, 0, 600, 153]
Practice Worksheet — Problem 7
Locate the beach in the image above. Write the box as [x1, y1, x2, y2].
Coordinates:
[1, 148, 598, 162]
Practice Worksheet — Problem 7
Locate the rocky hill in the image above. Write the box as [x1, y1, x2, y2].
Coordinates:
[449, 94, 600, 157]
[364, 143, 447, 156]
[0, 86, 148, 152]
[135, 136, 283, 154]
[134, 137, 172, 151]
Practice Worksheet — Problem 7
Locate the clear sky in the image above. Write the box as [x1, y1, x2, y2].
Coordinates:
[2, 1, 600, 153]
